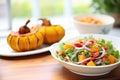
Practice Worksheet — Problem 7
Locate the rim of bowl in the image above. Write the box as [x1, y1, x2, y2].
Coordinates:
[50, 34, 120, 68]
[73, 14, 115, 26]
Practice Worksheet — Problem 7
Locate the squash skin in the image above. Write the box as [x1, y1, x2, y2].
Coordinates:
[36, 25, 65, 44]
[31, 18, 65, 44]
[7, 30, 43, 52]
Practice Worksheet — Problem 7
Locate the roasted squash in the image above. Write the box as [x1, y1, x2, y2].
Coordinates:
[32, 18, 65, 44]
[64, 43, 74, 50]
[87, 60, 96, 66]
[78, 52, 86, 62]
[7, 20, 43, 52]
[108, 54, 117, 64]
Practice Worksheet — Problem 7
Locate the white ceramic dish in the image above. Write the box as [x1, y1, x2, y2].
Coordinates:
[73, 14, 115, 34]
[0, 41, 50, 57]
[49, 34, 120, 76]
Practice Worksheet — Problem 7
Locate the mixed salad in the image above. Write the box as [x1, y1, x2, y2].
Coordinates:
[56, 36, 120, 66]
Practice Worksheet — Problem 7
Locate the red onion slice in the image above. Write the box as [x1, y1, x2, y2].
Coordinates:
[85, 41, 91, 46]
[75, 45, 92, 52]
[75, 47, 84, 50]
[84, 46, 92, 52]
[73, 41, 106, 65]
[95, 59, 102, 64]
[96, 47, 106, 59]
[71, 50, 79, 61]
[75, 57, 91, 65]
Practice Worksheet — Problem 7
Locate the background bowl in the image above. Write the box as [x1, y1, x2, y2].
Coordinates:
[73, 14, 115, 34]
[49, 34, 120, 76]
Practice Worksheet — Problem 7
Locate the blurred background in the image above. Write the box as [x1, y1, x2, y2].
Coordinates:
[0, 0, 120, 37]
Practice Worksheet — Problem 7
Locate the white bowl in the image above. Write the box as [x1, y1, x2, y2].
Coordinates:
[73, 14, 115, 34]
[49, 34, 120, 76]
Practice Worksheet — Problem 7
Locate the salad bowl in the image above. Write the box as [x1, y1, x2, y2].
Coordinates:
[49, 34, 120, 76]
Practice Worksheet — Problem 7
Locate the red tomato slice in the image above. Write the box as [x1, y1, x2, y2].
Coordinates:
[91, 50, 99, 53]
[102, 56, 108, 62]
[89, 40, 95, 44]
[92, 51, 100, 58]
[61, 52, 65, 57]
[74, 42, 84, 47]
[90, 57, 95, 61]
[104, 46, 108, 51]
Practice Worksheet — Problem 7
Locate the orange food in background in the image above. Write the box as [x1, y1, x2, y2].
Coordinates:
[76, 16, 103, 24]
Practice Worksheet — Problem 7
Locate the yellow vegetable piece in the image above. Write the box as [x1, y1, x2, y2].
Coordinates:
[87, 61, 96, 66]
[64, 43, 74, 50]
[108, 54, 117, 64]
[78, 52, 86, 62]
[91, 44, 100, 51]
